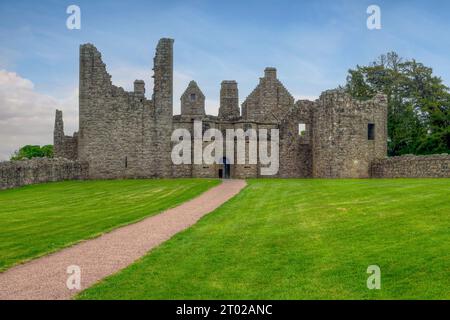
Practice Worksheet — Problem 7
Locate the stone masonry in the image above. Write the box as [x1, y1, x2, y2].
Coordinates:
[0, 158, 88, 190]
[371, 154, 450, 178]
[51, 38, 449, 180]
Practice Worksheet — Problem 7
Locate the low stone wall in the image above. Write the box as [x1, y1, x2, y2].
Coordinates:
[371, 154, 450, 178]
[0, 158, 89, 190]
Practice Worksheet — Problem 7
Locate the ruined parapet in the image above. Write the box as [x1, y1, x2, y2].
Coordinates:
[219, 80, 240, 120]
[53, 110, 78, 160]
[312, 89, 388, 178]
[242, 67, 294, 123]
[181, 80, 205, 117]
[79, 44, 113, 98]
[278, 100, 317, 178]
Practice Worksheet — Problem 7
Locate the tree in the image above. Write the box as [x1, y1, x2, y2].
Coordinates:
[346, 52, 450, 156]
[10, 145, 54, 161]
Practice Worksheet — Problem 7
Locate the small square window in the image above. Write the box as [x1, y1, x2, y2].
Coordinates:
[368, 123, 375, 140]
[190, 93, 196, 101]
[298, 123, 306, 136]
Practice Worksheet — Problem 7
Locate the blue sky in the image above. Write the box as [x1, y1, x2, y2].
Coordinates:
[1, 0, 450, 159]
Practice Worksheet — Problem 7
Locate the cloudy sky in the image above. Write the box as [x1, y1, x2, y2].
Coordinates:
[1, 0, 450, 160]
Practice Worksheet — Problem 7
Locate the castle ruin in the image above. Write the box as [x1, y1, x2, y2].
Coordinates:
[54, 38, 389, 179]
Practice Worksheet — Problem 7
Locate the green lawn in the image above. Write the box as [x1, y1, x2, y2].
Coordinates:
[0, 179, 219, 271]
[78, 179, 450, 300]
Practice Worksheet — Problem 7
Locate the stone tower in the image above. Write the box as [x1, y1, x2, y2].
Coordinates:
[312, 89, 388, 178]
[53, 109, 64, 157]
[181, 81, 205, 116]
[218, 80, 240, 120]
[77, 43, 113, 173]
[152, 38, 174, 177]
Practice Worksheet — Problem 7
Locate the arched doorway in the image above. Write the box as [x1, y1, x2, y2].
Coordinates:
[219, 157, 231, 179]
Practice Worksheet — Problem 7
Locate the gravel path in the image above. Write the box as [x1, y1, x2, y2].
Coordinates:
[0, 179, 246, 300]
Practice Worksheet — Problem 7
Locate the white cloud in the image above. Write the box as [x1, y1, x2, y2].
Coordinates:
[0, 67, 215, 161]
[0, 70, 78, 161]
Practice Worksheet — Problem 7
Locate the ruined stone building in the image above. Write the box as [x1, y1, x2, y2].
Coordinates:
[54, 38, 389, 179]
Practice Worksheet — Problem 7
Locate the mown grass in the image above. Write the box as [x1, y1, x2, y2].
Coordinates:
[0, 179, 219, 271]
[78, 179, 450, 300]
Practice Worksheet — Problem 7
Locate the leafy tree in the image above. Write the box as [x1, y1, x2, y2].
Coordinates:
[346, 52, 450, 156]
[40, 145, 54, 158]
[11, 145, 54, 161]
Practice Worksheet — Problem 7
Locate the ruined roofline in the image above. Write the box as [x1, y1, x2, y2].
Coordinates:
[181, 80, 205, 99]
[319, 88, 387, 106]
[79, 43, 153, 100]
[172, 114, 279, 126]
[242, 67, 295, 105]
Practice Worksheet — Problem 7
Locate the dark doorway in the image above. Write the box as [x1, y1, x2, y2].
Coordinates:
[222, 157, 231, 179]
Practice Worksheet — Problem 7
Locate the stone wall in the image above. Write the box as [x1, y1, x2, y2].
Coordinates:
[312, 90, 388, 178]
[76, 39, 174, 179]
[152, 38, 175, 178]
[54, 110, 78, 160]
[371, 154, 450, 178]
[77, 43, 153, 179]
[0, 158, 89, 190]
[279, 100, 314, 178]
[219, 81, 240, 121]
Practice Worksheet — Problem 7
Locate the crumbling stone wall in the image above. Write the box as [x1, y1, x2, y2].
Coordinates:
[77, 43, 151, 179]
[279, 100, 315, 178]
[0, 158, 88, 190]
[76, 39, 174, 179]
[54, 110, 78, 160]
[173, 78, 282, 179]
[172, 68, 389, 179]
[371, 154, 450, 178]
